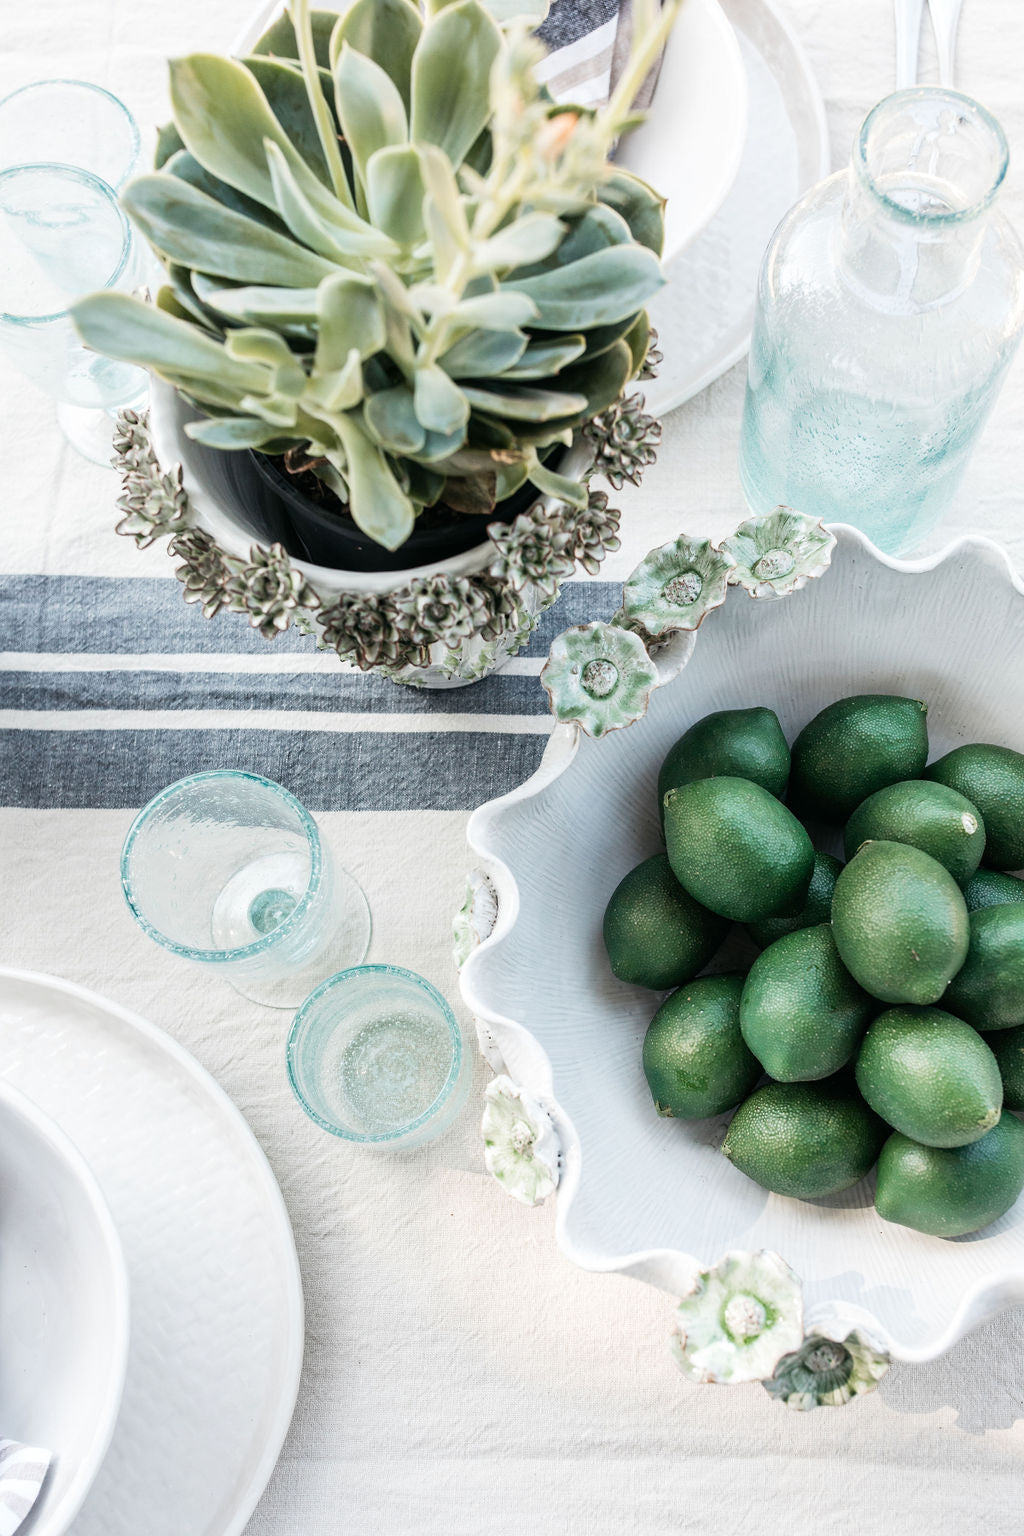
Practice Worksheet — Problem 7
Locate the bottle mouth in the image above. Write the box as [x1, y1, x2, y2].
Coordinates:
[855, 88, 1009, 227]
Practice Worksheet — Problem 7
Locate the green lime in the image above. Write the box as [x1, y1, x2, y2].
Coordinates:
[844, 779, 985, 887]
[964, 868, 1024, 912]
[642, 974, 761, 1119]
[990, 1026, 1024, 1111]
[603, 854, 728, 990]
[789, 694, 929, 824]
[854, 1007, 1002, 1148]
[721, 1078, 886, 1199]
[831, 840, 969, 1006]
[740, 924, 875, 1081]
[944, 904, 1024, 1031]
[874, 1113, 1024, 1236]
[658, 707, 789, 827]
[747, 851, 842, 948]
[926, 743, 1024, 870]
[664, 776, 814, 923]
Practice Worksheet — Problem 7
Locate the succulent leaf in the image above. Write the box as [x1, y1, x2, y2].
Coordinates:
[333, 412, 416, 550]
[242, 56, 336, 185]
[365, 144, 428, 247]
[123, 173, 336, 285]
[598, 167, 666, 255]
[414, 365, 471, 435]
[462, 382, 588, 422]
[501, 333, 586, 379]
[411, 0, 502, 167]
[72, 292, 268, 391]
[438, 328, 527, 378]
[504, 244, 663, 329]
[329, 0, 423, 110]
[473, 212, 567, 273]
[251, 8, 337, 70]
[333, 42, 409, 187]
[363, 385, 426, 452]
[315, 273, 386, 363]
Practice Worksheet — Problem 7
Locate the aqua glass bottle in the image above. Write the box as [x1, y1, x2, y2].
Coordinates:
[738, 89, 1024, 553]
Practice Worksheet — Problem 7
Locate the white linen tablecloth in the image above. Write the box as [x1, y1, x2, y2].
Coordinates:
[3, 1, 1024, 1532]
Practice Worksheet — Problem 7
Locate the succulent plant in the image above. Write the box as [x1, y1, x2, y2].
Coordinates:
[481, 1074, 560, 1205]
[72, 0, 677, 554]
[669, 1250, 805, 1386]
[721, 508, 836, 599]
[763, 1328, 890, 1410]
[540, 620, 659, 737]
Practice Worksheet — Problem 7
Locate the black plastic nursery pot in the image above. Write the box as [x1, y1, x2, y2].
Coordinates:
[247, 450, 545, 574]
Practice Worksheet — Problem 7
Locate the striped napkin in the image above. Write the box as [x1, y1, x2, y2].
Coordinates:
[536, 0, 664, 108]
[0, 1441, 52, 1536]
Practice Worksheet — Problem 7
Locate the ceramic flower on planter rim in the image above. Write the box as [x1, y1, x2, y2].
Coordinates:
[540, 620, 660, 737]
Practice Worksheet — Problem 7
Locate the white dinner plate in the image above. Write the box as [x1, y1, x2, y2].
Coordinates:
[644, 0, 830, 416]
[0, 969, 304, 1536]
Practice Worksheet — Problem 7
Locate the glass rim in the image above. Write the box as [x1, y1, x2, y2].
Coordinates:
[855, 87, 1010, 228]
[286, 964, 464, 1144]
[121, 770, 324, 964]
[0, 79, 141, 188]
[0, 160, 133, 326]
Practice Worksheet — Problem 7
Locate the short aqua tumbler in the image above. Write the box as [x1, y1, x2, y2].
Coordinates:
[287, 966, 471, 1148]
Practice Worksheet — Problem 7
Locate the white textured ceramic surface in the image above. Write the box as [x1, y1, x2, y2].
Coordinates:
[0, 1082, 128, 1536]
[644, 0, 830, 417]
[0, 971, 304, 1536]
[462, 525, 1024, 1363]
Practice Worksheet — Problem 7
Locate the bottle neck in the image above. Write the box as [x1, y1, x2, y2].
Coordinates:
[838, 174, 987, 312]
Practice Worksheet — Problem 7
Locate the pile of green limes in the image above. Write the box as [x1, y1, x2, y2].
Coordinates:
[602, 696, 1024, 1237]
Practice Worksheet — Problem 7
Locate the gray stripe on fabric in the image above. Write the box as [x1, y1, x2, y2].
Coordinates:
[0, 578, 619, 657]
[536, 0, 620, 50]
[0, 668, 552, 715]
[0, 729, 551, 810]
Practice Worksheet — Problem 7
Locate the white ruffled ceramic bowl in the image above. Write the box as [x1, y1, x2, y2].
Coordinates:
[461, 523, 1024, 1364]
[0, 1079, 130, 1533]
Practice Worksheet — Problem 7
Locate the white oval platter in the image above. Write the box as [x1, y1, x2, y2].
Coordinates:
[461, 524, 1024, 1363]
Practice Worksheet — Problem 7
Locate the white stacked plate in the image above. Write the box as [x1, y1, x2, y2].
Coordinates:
[0, 971, 304, 1536]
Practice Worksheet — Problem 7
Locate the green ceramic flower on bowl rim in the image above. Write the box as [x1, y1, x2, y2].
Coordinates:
[721, 507, 836, 599]
[669, 1250, 804, 1384]
[619, 535, 736, 637]
[482, 1075, 560, 1207]
[541, 621, 659, 738]
[763, 1327, 890, 1410]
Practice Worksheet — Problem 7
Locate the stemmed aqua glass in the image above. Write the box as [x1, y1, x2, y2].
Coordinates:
[0, 161, 147, 462]
[121, 772, 372, 1009]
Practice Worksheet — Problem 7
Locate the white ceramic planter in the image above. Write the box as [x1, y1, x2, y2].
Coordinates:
[460, 523, 1024, 1366]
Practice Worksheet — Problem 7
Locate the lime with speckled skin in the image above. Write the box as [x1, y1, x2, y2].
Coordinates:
[789, 694, 929, 824]
[874, 1113, 1024, 1236]
[603, 854, 728, 990]
[944, 904, 1024, 1031]
[964, 868, 1024, 912]
[844, 780, 985, 887]
[664, 776, 814, 923]
[642, 975, 761, 1120]
[721, 1079, 886, 1199]
[747, 850, 842, 948]
[855, 1007, 1002, 1148]
[831, 841, 969, 1006]
[658, 707, 790, 828]
[926, 743, 1024, 870]
[990, 1026, 1024, 1110]
[740, 924, 875, 1082]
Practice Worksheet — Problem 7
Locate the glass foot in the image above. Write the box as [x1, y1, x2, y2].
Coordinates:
[57, 396, 146, 465]
[229, 864, 372, 1010]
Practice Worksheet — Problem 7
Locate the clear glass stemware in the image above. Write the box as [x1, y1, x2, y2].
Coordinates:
[0, 79, 141, 188]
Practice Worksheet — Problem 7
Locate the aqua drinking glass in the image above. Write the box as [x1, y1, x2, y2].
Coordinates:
[739, 89, 1024, 553]
[0, 162, 147, 463]
[287, 966, 471, 1148]
[0, 80, 141, 188]
[121, 771, 371, 1009]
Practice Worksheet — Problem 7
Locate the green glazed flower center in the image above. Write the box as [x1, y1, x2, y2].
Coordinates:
[510, 1118, 536, 1158]
[723, 1293, 768, 1343]
[805, 1340, 851, 1380]
[663, 570, 703, 606]
[581, 658, 619, 697]
[753, 547, 796, 580]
